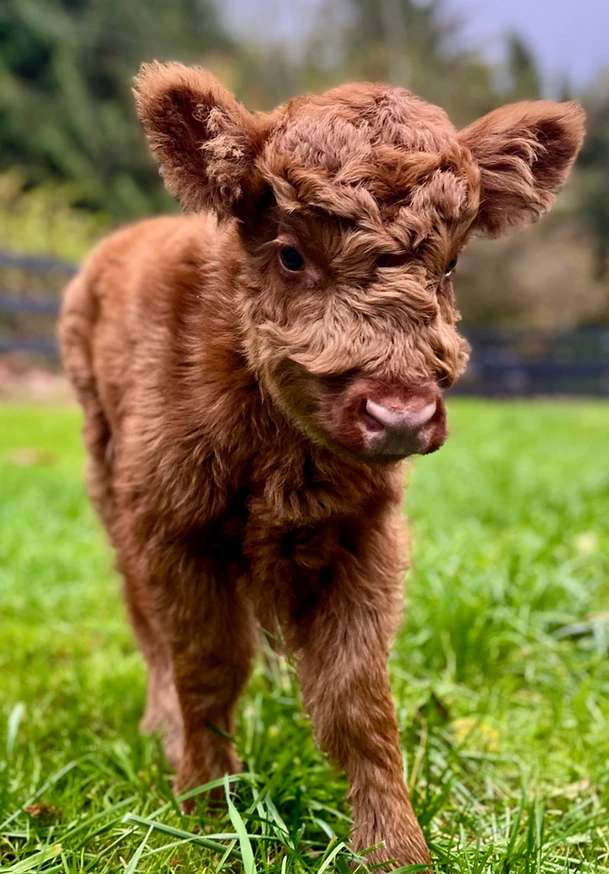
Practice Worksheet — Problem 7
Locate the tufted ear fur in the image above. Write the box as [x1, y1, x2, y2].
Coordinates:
[459, 100, 585, 238]
[133, 62, 270, 216]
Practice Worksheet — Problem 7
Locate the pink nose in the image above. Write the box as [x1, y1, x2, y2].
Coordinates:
[364, 399, 437, 432]
[361, 397, 439, 457]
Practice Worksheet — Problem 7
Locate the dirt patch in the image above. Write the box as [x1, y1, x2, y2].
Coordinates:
[0, 359, 73, 403]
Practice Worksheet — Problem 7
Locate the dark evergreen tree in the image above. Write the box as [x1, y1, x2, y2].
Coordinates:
[0, 0, 232, 218]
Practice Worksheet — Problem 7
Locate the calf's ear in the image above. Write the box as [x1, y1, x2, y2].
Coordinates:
[458, 100, 585, 238]
[134, 62, 270, 216]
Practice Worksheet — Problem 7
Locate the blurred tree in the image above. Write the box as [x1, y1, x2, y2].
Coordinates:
[577, 76, 609, 279]
[0, 170, 108, 261]
[304, 0, 498, 124]
[503, 33, 542, 100]
[457, 224, 609, 329]
[0, 0, 233, 219]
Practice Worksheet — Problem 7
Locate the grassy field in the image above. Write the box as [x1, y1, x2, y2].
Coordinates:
[1, 401, 608, 873]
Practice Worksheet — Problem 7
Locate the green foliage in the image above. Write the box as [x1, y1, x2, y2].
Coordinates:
[0, 400, 608, 870]
[577, 75, 609, 279]
[456, 223, 609, 329]
[0, 171, 108, 261]
[298, 0, 498, 124]
[0, 0, 232, 219]
[504, 33, 542, 101]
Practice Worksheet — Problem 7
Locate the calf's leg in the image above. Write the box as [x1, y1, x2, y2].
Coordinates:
[284, 521, 430, 868]
[161, 567, 258, 802]
[122, 570, 184, 767]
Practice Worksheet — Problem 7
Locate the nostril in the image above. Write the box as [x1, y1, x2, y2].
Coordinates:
[361, 403, 387, 433]
[364, 399, 437, 432]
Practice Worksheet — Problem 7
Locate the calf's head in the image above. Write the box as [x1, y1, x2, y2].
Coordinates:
[135, 64, 584, 463]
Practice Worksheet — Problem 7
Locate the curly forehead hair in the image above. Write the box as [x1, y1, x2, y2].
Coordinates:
[259, 84, 481, 253]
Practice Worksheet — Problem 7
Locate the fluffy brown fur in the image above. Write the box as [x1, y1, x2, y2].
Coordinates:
[59, 63, 585, 868]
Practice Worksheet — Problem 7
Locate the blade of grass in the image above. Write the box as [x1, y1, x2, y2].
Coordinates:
[122, 812, 241, 858]
[6, 702, 26, 760]
[317, 839, 346, 874]
[225, 774, 257, 874]
[3, 844, 63, 873]
[124, 824, 153, 874]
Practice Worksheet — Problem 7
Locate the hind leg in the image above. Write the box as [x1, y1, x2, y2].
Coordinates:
[60, 272, 184, 764]
[123, 570, 184, 767]
[60, 280, 115, 530]
[75, 395, 183, 764]
[81, 405, 115, 529]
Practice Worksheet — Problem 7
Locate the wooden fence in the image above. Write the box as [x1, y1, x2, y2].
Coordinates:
[1, 249, 608, 396]
[453, 327, 609, 397]
[0, 250, 75, 357]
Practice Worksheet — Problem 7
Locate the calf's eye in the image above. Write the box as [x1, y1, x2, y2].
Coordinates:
[279, 247, 305, 272]
[444, 256, 458, 277]
[376, 252, 410, 270]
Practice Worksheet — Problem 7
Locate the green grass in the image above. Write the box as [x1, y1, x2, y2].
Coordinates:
[1, 400, 608, 873]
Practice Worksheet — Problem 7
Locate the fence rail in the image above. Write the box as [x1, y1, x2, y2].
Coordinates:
[0, 250, 73, 357]
[0, 293, 60, 316]
[0, 250, 76, 275]
[1, 249, 608, 396]
[454, 327, 609, 397]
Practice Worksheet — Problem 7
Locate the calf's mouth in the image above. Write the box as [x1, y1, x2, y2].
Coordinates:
[272, 359, 449, 463]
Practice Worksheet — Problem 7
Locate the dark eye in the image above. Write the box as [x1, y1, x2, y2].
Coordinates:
[377, 252, 410, 270]
[444, 256, 458, 277]
[279, 246, 305, 272]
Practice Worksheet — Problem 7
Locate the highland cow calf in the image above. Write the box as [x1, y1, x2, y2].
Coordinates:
[60, 63, 584, 868]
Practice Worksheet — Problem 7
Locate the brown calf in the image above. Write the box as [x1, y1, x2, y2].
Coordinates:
[59, 63, 584, 868]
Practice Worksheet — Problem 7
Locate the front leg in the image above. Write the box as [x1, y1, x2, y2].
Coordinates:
[284, 518, 431, 869]
[167, 566, 258, 803]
